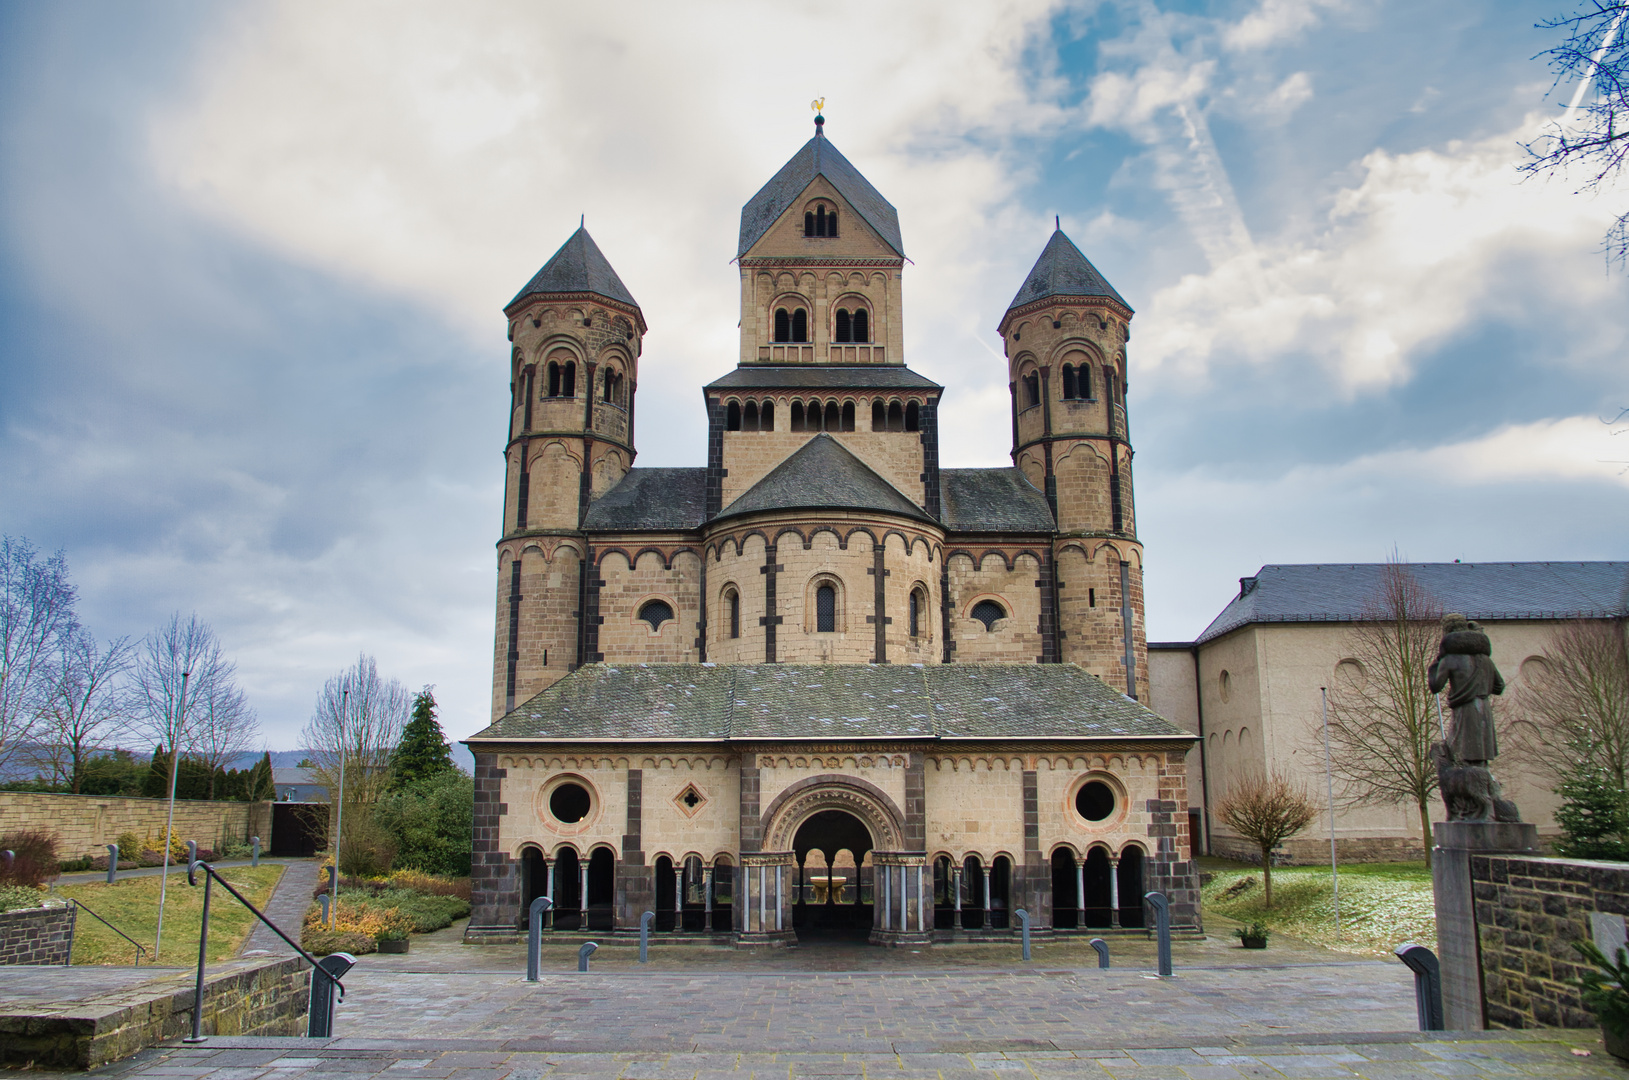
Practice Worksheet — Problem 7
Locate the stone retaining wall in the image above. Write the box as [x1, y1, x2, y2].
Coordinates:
[0, 906, 75, 965]
[0, 955, 309, 1069]
[1471, 853, 1629, 1029]
[0, 792, 272, 859]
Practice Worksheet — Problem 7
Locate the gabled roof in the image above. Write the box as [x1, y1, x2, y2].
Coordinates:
[738, 126, 904, 258]
[469, 663, 1192, 743]
[1195, 561, 1629, 645]
[582, 468, 708, 531]
[713, 433, 934, 525]
[939, 469, 1055, 532]
[706, 366, 941, 392]
[1004, 229, 1129, 318]
[507, 226, 640, 312]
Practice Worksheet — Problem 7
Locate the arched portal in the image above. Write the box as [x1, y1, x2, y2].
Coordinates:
[519, 847, 548, 930]
[791, 808, 875, 937]
[553, 847, 582, 930]
[1083, 847, 1112, 928]
[1117, 847, 1146, 929]
[586, 847, 616, 931]
[1050, 849, 1079, 929]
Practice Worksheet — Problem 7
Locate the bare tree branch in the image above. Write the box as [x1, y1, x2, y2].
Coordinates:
[0, 536, 79, 771]
[1505, 618, 1629, 789]
[27, 629, 134, 793]
[301, 654, 412, 813]
[1214, 770, 1317, 908]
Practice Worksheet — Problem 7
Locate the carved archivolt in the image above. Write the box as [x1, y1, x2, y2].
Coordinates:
[761, 754, 906, 770]
[761, 776, 905, 851]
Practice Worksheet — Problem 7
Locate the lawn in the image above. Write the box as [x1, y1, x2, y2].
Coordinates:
[1199, 857, 1435, 958]
[54, 864, 285, 966]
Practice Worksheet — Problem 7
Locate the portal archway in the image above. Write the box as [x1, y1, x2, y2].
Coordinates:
[760, 774, 906, 852]
[790, 808, 875, 936]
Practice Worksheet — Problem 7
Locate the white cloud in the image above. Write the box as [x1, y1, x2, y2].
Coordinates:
[1137, 118, 1622, 390]
[1222, 0, 1346, 52]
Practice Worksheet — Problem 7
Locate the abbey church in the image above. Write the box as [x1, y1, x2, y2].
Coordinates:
[465, 115, 1200, 945]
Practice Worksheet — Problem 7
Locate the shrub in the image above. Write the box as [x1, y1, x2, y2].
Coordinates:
[1555, 766, 1629, 861]
[0, 884, 45, 912]
[58, 857, 95, 873]
[375, 771, 473, 876]
[113, 831, 144, 856]
[302, 928, 377, 957]
[384, 869, 471, 900]
[0, 828, 61, 887]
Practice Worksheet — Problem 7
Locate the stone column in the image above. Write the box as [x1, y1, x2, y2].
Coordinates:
[1108, 857, 1120, 928]
[1434, 821, 1539, 1030]
[982, 869, 991, 930]
[1076, 858, 1085, 927]
[870, 852, 930, 946]
[579, 864, 589, 926]
[953, 866, 963, 924]
[738, 851, 795, 945]
[674, 866, 683, 932]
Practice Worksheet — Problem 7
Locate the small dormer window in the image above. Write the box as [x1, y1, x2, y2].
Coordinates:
[804, 203, 839, 238]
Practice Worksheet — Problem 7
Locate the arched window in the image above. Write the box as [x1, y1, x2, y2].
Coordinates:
[827, 208, 837, 237]
[792, 309, 808, 343]
[1080, 365, 1093, 400]
[760, 401, 775, 431]
[872, 401, 886, 431]
[1023, 373, 1040, 409]
[816, 585, 836, 633]
[726, 401, 741, 431]
[562, 361, 576, 398]
[743, 401, 759, 432]
[887, 402, 904, 431]
[817, 205, 827, 237]
[823, 401, 839, 431]
[791, 401, 806, 432]
[970, 599, 1006, 631]
[835, 309, 852, 343]
[639, 600, 674, 630]
[1062, 365, 1077, 400]
[905, 401, 920, 432]
[909, 588, 926, 638]
[547, 362, 561, 398]
[852, 309, 867, 342]
[725, 589, 740, 639]
[805, 211, 815, 236]
[841, 401, 855, 431]
[775, 309, 790, 343]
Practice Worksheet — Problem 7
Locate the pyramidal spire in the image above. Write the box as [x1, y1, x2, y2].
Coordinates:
[507, 225, 640, 312]
[1004, 228, 1130, 315]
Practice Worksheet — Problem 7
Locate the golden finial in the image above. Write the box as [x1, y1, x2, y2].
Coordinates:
[811, 97, 825, 114]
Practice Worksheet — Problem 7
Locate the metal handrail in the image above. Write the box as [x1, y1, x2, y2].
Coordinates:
[68, 898, 149, 967]
[184, 842, 344, 1043]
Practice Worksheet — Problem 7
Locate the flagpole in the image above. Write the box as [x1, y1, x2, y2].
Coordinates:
[1320, 686, 1340, 938]
[331, 689, 347, 927]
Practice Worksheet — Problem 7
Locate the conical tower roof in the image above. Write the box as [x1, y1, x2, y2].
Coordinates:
[1004, 229, 1130, 316]
[738, 122, 903, 258]
[507, 226, 641, 313]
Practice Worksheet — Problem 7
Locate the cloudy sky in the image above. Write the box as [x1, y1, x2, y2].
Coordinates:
[1, 0, 1623, 752]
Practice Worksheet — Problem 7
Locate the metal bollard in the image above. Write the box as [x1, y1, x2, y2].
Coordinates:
[250, 837, 260, 867]
[578, 941, 598, 972]
[1394, 943, 1444, 1031]
[1090, 937, 1110, 969]
[307, 952, 356, 1037]
[107, 844, 119, 884]
[318, 894, 331, 926]
[1144, 891, 1172, 977]
[526, 897, 553, 981]
[2, 850, 12, 875]
[1014, 909, 1031, 961]
[639, 910, 655, 963]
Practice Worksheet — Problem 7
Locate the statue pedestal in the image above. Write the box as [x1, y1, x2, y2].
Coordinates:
[1432, 821, 1539, 1030]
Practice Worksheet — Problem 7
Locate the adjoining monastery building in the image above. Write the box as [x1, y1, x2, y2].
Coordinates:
[465, 116, 1202, 944]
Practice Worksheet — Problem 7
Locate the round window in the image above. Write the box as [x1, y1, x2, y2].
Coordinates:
[1076, 780, 1115, 822]
[549, 782, 592, 824]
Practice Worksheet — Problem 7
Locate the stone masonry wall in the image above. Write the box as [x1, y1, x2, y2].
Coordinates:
[0, 793, 270, 860]
[1471, 854, 1629, 1029]
[0, 905, 75, 965]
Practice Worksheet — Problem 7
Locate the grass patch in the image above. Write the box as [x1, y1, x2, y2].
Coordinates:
[55, 865, 284, 966]
[1200, 860, 1434, 958]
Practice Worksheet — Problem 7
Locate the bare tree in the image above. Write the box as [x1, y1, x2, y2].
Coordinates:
[301, 654, 412, 812]
[192, 680, 258, 800]
[1507, 618, 1629, 788]
[28, 629, 134, 793]
[1321, 560, 1444, 866]
[0, 536, 79, 771]
[131, 613, 228, 764]
[1522, 2, 1629, 265]
[1214, 770, 1318, 908]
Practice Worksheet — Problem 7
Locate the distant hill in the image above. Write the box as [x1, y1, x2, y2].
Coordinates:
[2, 744, 473, 785]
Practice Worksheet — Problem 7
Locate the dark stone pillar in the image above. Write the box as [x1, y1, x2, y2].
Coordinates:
[1022, 769, 1047, 927]
[468, 755, 517, 935]
[618, 768, 650, 926]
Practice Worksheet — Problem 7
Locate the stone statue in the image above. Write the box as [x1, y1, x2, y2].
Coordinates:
[1429, 615, 1520, 822]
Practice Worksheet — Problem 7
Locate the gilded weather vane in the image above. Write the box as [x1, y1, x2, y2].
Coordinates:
[811, 97, 825, 115]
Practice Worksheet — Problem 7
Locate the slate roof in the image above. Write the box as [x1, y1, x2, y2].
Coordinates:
[470, 663, 1191, 743]
[1005, 230, 1129, 316]
[507, 226, 640, 312]
[1195, 562, 1629, 645]
[707, 366, 941, 391]
[939, 469, 1055, 532]
[582, 468, 708, 531]
[714, 433, 934, 525]
[738, 128, 904, 258]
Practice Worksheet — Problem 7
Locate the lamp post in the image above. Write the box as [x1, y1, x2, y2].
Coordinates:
[155, 670, 189, 960]
[330, 689, 347, 928]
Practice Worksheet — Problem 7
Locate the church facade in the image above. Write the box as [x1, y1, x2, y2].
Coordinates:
[465, 116, 1199, 945]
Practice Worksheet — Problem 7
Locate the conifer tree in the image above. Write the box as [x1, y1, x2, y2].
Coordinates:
[390, 688, 454, 789]
[142, 744, 168, 798]
[245, 750, 275, 801]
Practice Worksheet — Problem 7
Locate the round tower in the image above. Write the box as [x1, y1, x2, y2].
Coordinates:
[998, 229, 1146, 700]
[492, 225, 646, 718]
